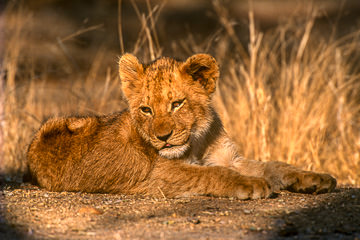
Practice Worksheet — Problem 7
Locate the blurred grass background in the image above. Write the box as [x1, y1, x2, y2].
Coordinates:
[0, 0, 359, 186]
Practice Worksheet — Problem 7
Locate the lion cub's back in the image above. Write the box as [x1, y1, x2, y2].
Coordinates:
[27, 111, 130, 191]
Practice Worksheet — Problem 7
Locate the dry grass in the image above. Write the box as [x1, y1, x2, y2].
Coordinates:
[0, 1, 359, 186]
[214, 8, 360, 185]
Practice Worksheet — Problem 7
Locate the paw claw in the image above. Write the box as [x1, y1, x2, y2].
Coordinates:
[235, 177, 272, 200]
[284, 171, 336, 194]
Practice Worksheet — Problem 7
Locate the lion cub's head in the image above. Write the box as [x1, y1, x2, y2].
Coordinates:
[119, 53, 219, 159]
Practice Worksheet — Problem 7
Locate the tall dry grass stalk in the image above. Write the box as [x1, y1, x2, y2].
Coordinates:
[0, 2, 359, 186]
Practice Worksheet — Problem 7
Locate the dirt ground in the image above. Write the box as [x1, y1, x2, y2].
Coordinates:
[0, 183, 359, 240]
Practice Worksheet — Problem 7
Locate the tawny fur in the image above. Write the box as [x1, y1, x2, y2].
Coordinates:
[27, 53, 336, 199]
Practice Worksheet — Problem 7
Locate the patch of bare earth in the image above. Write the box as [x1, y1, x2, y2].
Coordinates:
[0, 183, 359, 240]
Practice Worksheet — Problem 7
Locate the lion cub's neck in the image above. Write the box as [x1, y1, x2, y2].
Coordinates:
[186, 108, 238, 167]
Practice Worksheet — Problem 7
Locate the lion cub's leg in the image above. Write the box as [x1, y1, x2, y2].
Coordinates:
[206, 135, 336, 194]
[232, 158, 336, 194]
[263, 161, 336, 193]
[142, 159, 272, 200]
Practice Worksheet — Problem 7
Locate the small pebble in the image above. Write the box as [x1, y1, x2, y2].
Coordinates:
[78, 207, 103, 215]
[243, 209, 251, 214]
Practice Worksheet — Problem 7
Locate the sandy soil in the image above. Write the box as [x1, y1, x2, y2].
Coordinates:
[1, 183, 359, 240]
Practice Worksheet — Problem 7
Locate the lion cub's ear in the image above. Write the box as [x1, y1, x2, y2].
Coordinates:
[181, 54, 219, 95]
[119, 53, 144, 98]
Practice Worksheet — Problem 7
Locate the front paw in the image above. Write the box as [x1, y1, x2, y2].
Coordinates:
[235, 177, 272, 200]
[283, 171, 336, 194]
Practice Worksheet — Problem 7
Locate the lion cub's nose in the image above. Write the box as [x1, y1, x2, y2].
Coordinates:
[156, 130, 173, 142]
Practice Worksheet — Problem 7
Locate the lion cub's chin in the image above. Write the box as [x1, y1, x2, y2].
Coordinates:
[159, 144, 190, 159]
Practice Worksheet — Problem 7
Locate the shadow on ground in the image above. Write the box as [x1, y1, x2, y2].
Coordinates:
[0, 179, 28, 240]
[1, 180, 359, 239]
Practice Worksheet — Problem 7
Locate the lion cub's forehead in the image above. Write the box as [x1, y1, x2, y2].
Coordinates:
[142, 58, 185, 104]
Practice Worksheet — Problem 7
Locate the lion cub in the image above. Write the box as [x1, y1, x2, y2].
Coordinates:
[27, 53, 336, 199]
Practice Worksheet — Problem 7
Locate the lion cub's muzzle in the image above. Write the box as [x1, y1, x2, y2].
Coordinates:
[149, 117, 191, 158]
[156, 130, 173, 142]
[151, 130, 191, 159]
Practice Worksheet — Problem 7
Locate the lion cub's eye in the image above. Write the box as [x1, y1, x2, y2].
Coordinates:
[140, 106, 152, 115]
[171, 99, 185, 111]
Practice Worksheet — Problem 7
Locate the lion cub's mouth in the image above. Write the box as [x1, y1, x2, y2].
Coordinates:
[158, 138, 190, 159]
[159, 144, 190, 159]
[161, 143, 182, 150]
[160, 137, 190, 150]
[162, 143, 174, 149]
